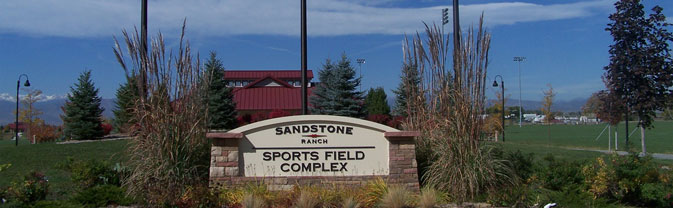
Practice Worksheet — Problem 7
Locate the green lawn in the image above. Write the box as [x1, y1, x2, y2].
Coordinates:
[504, 120, 673, 154]
[0, 139, 128, 200]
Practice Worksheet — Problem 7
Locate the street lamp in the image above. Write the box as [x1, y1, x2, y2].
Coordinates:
[493, 75, 505, 142]
[15, 74, 30, 146]
[356, 58, 365, 91]
[513, 56, 526, 127]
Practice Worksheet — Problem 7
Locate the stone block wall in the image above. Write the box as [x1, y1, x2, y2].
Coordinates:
[207, 131, 420, 192]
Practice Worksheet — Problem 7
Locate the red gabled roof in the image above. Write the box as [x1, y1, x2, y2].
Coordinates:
[224, 70, 314, 80]
[233, 87, 314, 111]
[7, 122, 26, 130]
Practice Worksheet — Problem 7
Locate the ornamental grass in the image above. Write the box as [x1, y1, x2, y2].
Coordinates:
[402, 15, 515, 202]
[113, 21, 211, 206]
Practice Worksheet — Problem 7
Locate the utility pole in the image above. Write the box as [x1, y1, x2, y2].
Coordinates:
[513, 56, 526, 127]
[301, 0, 308, 115]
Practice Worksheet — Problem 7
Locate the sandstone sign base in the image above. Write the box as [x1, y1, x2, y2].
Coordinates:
[207, 115, 420, 192]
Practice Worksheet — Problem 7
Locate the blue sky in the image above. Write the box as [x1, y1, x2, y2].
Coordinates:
[1, 0, 671, 103]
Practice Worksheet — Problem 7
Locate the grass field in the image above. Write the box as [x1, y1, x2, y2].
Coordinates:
[0, 139, 128, 200]
[504, 120, 673, 154]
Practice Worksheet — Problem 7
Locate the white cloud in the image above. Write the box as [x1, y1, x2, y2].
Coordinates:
[0, 93, 14, 102]
[0, 0, 614, 38]
[0, 93, 66, 102]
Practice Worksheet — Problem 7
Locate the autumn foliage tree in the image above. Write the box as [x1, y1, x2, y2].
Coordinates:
[16, 89, 44, 140]
[541, 84, 555, 141]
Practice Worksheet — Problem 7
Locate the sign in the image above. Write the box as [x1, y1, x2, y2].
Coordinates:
[232, 115, 393, 177]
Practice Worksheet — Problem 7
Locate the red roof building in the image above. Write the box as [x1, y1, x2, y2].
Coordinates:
[7, 122, 26, 132]
[225, 70, 315, 115]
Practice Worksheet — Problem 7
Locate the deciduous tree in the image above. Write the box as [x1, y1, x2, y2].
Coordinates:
[604, 0, 673, 153]
[541, 84, 555, 141]
[16, 89, 44, 139]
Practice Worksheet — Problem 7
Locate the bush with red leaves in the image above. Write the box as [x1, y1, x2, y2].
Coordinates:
[268, 109, 292, 119]
[101, 123, 113, 135]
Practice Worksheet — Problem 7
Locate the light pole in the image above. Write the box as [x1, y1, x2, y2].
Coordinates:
[356, 58, 365, 91]
[15, 74, 30, 146]
[493, 75, 505, 142]
[513, 56, 526, 127]
[301, 0, 308, 115]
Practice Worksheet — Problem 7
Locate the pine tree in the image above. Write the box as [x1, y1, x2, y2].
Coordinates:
[365, 87, 390, 115]
[392, 59, 421, 117]
[63, 70, 104, 140]
[113, 76, 139, 133]
[205, 52, 237, 130]
[310, 54, 365, 118]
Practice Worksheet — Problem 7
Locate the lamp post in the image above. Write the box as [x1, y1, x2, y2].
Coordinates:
[493, 75, 505, 142]
[15, 74, 30, 146]
[300, 0, 308, 115]
[356, 58, 365, 91]
[513, 56, 525, 127]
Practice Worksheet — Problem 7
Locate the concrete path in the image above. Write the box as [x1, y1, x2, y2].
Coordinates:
[568, 148, 673, 160]
[56, 134, 133, 144]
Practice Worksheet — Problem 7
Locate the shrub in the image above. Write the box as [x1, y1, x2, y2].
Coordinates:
[342, 196, 360, 208]
[268, 109, 292, 119]
[582, 153, 673, 207]
[386, 116, 405, 129]
[31, 124, 60, 143]
[251, 112, 268, 123]
[218, 187, 245, 207]
[380, 185, 412, 208]
[8, 171, 49, 205]
[59, 158, 126, 188]
[70, 185, 133, 207]
[366, 114, 391, 125]
[417, 187, 442, 208]
[293, 190, 319, 208]
[0, 163, 11, 172]
[31, 200, 85, 208]
[506, 150, 535, 180]
[242, 193, 266, 208]
[359, 178, 388, 207]
[538, 154, 584, 191]
[174, 185, 218, 208]
[100, 123, 112, 136]
[237, 114, 253, 126]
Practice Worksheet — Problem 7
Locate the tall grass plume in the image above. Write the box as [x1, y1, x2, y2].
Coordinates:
[402, 15, 514, 201]
[113, 20, 211, 205]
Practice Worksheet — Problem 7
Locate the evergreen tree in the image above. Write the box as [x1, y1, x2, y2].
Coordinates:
[63, 70, 104, 140]
[392, 59, 421, 117]
[604, 0, 673, 152]
[310, 54, 365, 117]
[205, 52, 237, 130]
[365, 87, 390, 115]
[113, 76, 139, 133]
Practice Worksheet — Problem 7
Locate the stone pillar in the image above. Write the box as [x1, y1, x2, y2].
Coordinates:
[208, 132, 242, 187]
[385, 131, 420, 192]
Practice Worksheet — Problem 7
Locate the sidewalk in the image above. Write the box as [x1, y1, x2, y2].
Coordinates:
[568, 148, 673, 160]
